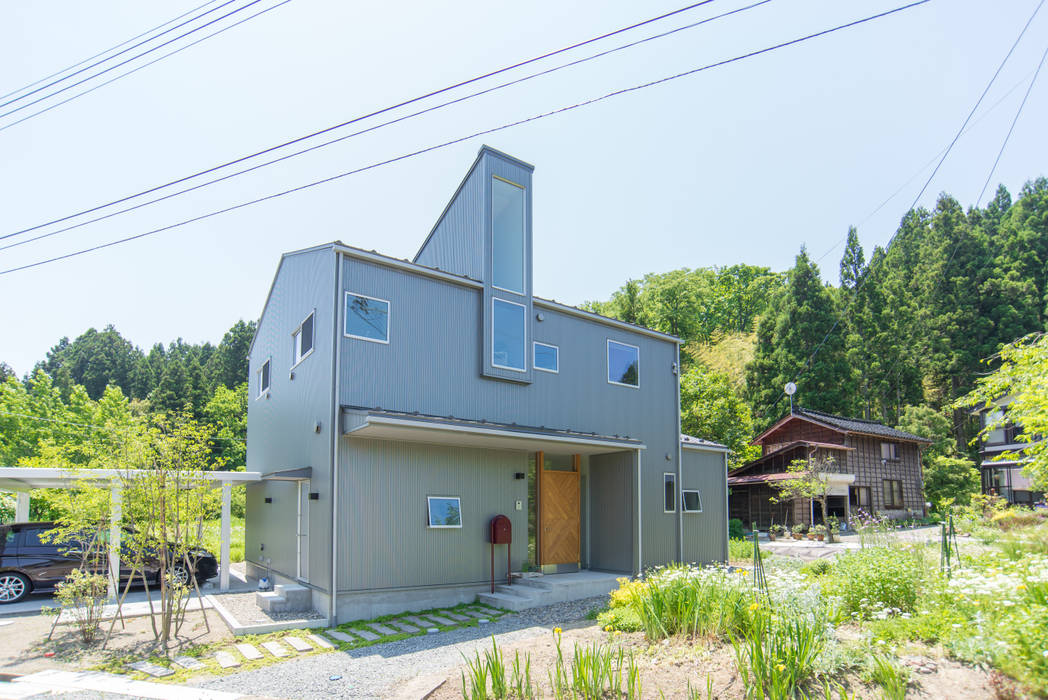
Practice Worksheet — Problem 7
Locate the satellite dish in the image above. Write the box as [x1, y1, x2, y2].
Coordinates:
[784, 382, 797, 396]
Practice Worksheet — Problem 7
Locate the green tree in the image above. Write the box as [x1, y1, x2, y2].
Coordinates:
[680, 368, 760, 466]
[203, 383, 247, 469]
[207, 320, 256, 390]
[37, 326, 143, 400]
[923, 455, 980, 509]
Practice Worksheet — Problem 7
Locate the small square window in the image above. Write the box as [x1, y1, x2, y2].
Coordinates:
[427, 496, 462, 528]
[663, 473, 676, 513]
[292, 312, 315, 365]
[534, 342, 559, 373]
[345, 293, 389, 344]
[257, 359, 271, 398]
[607, 340, 639, 387]
[880, 442, 899, 461]
[682, 489, 702, 513]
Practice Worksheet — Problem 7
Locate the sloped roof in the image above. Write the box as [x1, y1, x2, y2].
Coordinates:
[680, 434, 728, 450]
[754, 407, 932, 445]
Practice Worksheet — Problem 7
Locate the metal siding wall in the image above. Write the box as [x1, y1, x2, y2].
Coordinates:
[337, 439, 528, 591]
[246, 248, 336, 588]
[245, 481, 300, 578]
[589, 452, 636, 572]
[414, 164, 485, 280]
[681, 449, 728, 564]
[338, 256, 684, 575]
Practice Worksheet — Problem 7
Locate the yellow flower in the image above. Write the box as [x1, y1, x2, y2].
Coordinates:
[748, 602, 760, 612]
[553, 627, 563, 635]
[776, 664, 785, 672]
[1017, 583, 1028, 592]
[604, 625, 612, 632]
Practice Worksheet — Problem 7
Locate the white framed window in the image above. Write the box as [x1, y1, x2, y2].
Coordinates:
[607, 339, 639, 388]
[345, 292, 390, 344]
[292, 311, 315, 367]
[427, 496, 462, 528]
[256, 359, 271, 399]
[533, 342, 559, 373]
[682, 489, 702, 513]
[491, 176, 526, 295]
[663, 473, 676, 513]
[492, 298, 526, 371]
[880, 442, 899, 461]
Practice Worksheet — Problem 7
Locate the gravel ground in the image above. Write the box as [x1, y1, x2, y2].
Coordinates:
[193, 596, 605, 700]
[216, 591, 325, 624]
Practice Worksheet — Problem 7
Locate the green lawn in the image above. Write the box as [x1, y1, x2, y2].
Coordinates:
[201, 516, 245, 563]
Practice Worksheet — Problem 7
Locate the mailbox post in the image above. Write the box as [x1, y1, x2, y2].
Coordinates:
[489, 515, 512, 593]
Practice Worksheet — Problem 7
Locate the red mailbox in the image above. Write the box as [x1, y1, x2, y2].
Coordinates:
[489, 515, 512, 592]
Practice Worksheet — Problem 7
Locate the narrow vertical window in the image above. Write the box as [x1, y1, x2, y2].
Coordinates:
[257, 359, 271, 398]
[491, 177, 525, 294]
[492, 298, 526, 371]
[292, 312, 315, 365]
[663, 473, 676, 512]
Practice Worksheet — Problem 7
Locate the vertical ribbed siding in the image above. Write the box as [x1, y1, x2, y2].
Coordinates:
[414, 161, 486, 281]
[589, 451, 636, 573]
[245, 248, 336, 589]
[337, 439, 528, 591]
[681, 448, 729, 564]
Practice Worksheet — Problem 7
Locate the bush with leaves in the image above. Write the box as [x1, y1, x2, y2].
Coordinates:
[54, 568, 109, 644]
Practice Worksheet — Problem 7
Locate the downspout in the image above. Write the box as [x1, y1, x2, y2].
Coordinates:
[723, 451, 729, 563]
[636, 448, 643, 576]
[675, 347, 683, 563]
[328, 251, 344, 626]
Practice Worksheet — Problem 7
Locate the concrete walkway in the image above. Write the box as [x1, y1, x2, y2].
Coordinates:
[2, 669, 253, 699]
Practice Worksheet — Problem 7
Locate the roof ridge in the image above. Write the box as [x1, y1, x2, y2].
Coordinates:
[796, 406, 889, 426]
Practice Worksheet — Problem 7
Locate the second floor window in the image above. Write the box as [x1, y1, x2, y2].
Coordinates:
[257, 359, 271, 398]
[534, 342, 558, 373]
[880, 442, 899, 461]
[292, 312, 314, 365]
[607, 340, 639, 388]
[664, 473, 676, 512]
[492, 298, 525, 371]
[345, 293, 390, 344]
[491, 176, 526, 294]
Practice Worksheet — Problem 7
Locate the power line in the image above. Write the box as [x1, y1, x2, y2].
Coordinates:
[975, 40, 1048, 206]
[769, 0, 1044, 418]
[0, 0, 727, 244]
[0, 0, 225, 101]
[0, 0, 271, 121]
[1, 0, 773, 253]
[0, 0, 294, 137]
[0, 0, 932, 278]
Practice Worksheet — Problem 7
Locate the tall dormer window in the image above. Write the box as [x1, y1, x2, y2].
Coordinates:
[491, 176, 525, 294]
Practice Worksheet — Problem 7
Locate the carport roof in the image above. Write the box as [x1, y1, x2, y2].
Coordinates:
[0, 467, 260, 492]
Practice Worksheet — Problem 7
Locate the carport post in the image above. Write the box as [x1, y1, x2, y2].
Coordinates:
[220, 481, 231, 591]
[109, 483, 122, 600]
[15, 492, 29, 522]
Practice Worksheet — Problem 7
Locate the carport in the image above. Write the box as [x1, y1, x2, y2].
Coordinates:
[0, 467, 260, 594]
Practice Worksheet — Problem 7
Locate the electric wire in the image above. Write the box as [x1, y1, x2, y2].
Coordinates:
[0, 0, 727, 243]
[0, 0, 773, 253]
[0, 0, 294, 136]
[768, 0, 1044, 418]
[0, 0, 224, 101]
[0, 0, 931, 277]
[0, 0, 271, 121]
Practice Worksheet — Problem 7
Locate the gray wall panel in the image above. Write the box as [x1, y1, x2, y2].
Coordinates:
[337, 439, 528, 591]
[246, 248, 336, 589]
[681, 449, 728, 564]
[589, 452, 635, 573]
[414, 159, 485, 281]
[245, 481, 300, 579]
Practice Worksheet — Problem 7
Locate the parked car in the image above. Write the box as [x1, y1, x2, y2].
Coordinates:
[0, 521, 218, 604]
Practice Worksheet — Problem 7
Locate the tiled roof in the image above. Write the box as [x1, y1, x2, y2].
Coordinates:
[793, 407, 932, 443]
[680, 434, 729, 450]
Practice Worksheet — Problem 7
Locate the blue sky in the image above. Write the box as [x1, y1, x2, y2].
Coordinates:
[1, 0, 1046, 376]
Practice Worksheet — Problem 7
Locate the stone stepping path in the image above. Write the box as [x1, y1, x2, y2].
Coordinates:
[425, 614, 456, 626]
[461, 609, 489, 619]
[323, 629, 357, 644]
[389, 620, 419, 634]
[234, 643, 263, 661]
[472, 605, 501, 614]
[285, 636, 313, 652]
[308, 633, 334, 649]
[403, 615, 435, 627]
[128, 661, 173, 678]
[364, 623, 397, 636]
[351, 627, 380, 641]
[215, 651, 240, 669]
[261, 641, 289, 658]
[172, 656, 205, 670]
[442, 612, 469, 622]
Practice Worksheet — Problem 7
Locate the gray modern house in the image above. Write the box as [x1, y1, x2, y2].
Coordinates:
[244, 146, 729, 624]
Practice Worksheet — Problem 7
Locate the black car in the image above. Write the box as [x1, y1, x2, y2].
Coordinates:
[0, 522, 218, 604]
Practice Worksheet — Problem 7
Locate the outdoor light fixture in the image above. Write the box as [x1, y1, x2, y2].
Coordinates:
[536, 312, 545, 321]
[264, 497, 272, 504]
[514, 472, 526, 480]
[309, 492, 319, 500]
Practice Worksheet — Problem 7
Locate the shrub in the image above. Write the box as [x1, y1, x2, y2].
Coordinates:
[729, 538, 771, 562]
[729, 519, 745, 540]
[54, 568, 109, 644]
[863, 655, 910, 700]
[596, 605, 642, 632]
[992, 509, 1044, 531]
[801, 559, 832, 577]
[824, 546, 924, 618]
[731, 604, 828, 700]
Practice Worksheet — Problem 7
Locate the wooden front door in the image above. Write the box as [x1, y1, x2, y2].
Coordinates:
[538, 453, 580, 566]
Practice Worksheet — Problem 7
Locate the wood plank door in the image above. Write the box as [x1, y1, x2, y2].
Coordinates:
[538, 453, 580, 566]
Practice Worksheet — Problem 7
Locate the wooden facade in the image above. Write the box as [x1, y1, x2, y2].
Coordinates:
[729, 409, 930, 529]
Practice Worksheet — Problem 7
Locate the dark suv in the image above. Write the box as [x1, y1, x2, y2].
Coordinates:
[0, 522, 218, 604]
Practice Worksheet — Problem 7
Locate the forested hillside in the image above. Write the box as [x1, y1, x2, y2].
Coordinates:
[585, 179, 1048, 488]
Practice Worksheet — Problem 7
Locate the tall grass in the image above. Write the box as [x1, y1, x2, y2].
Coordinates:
[626, 565, 753, 640]
[731, 605, 827, 700]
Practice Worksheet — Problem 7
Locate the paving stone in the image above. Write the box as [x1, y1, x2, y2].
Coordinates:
[364, 623, 397, 636]
[285, 636, 313, 652]
[425, 614, 456, 626]
[350, 627, 380, 641]
[441, 612, 470, 622]
[461, 609, 488, 618]
[403, 615, 433, 627]
[307, 633, 335, 649]
[235, 643, 263, 661]
[171, 656, 205, 670]
[389, 620, 420, 633]
[215, 651, 240, 669]
[324, 629, 357, 644]
[473, 604, 501, 614]
[261, 641, 289, 658]
[128, 661, 174, 678]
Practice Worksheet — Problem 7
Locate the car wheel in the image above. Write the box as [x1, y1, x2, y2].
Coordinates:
[168, 564, 191, 587]
[0, 572, 30, 604]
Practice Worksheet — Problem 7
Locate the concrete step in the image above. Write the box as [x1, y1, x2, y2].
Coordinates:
[476, 590, 536, 612]
[514, 576, 553, 591]
[494, 584, 539, 600]
[274, 583, 312, 612]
